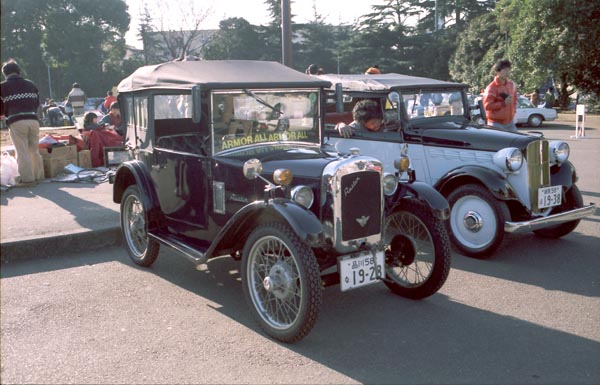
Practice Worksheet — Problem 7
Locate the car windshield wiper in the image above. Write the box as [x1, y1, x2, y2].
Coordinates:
[243, 89, 283, 118]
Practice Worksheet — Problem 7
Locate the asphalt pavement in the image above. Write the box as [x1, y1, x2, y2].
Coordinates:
[1, 112, 598, 263]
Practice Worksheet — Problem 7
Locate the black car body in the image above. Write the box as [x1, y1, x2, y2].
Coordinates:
[111, 61, 451, 342]
[319, 73, 595, 258]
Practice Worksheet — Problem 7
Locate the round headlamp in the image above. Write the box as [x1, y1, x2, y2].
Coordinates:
[382, 173, 398, 196]
[550, 141, 569, 164]
[493, 147, 523, 171]
[291, 185, 314, 209]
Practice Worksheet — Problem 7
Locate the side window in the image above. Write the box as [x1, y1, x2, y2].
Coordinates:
[154, 95, 192, 119]
[135, 97, 148, 130]
[153, 94, 204, 155]
[125, 95, 134, 126]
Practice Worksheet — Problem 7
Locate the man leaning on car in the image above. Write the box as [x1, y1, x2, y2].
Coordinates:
[483, 59, 518, 131]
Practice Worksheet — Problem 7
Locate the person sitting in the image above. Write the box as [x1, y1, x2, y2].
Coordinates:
[99, 101, 125, 136]
[83, 111, 105, 131]
[336, 99, 383, 137]
[47, 101, 64, 127]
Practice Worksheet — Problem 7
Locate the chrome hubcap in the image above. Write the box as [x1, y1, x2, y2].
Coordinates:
[263, 264, 295, 301]
[463, 210, 484, 232]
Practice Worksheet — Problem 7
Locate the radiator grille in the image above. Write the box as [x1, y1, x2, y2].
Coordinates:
[340, 171, 381, 241]
[527, 140, 550, 212]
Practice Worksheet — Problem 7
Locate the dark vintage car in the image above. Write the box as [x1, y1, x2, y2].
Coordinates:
[318, 73, 595, 258]
[110, 61, 451, 342]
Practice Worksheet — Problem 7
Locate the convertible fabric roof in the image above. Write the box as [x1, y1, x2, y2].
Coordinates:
[118, 60, 331, 92]
[317, 73, 468, 92]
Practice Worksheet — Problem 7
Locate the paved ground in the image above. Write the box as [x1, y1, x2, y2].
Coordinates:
[0, 181, 120, 262]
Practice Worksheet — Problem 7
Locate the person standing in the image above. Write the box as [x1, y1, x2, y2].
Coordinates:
[530, 89, 540, 107]
[101, 90, 117, 113]
[544, 87, 556, 109]
[67, 82, 86, 117]
[0, 60, 42, 187]
[483, 59, 518, 131]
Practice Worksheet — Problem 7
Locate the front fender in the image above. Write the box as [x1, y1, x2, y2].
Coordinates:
[205, 198, 323, 259]
[113, 160, 163, 231]
[390, 181, 450, 220]
[435, 165, 518, 201]
[551, 160, 576, 188]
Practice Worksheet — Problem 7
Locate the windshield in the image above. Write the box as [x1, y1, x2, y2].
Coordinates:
[402, 90, 465, 120]
[212, 90, 320, 153]
[518, 96, 534, 108]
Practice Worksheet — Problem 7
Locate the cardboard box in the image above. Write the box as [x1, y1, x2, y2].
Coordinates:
[78, 150, 92, 169]
[43, 157, 69, 178]
[66, 156, 78, 167]
[39, 144, 78, 159]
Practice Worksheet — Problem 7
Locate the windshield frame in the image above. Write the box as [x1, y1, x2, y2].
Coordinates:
[398, 88, 468, 122]
[210, 88, 322, 155]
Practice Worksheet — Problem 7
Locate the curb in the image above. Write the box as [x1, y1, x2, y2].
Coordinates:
[1, 226, 122, 263]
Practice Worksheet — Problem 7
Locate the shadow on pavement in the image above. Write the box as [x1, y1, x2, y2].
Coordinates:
[2, 247, 598, 384]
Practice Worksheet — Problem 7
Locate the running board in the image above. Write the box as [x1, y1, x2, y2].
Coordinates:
[148, 233, 208, 265]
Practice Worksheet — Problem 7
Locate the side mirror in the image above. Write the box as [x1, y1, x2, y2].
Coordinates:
[191, 84, 201, 123]
[243, 158, 263, 179]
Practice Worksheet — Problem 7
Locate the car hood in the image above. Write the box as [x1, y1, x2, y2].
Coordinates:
[405, 119, 538, 152]
[217, 144, 339, 178]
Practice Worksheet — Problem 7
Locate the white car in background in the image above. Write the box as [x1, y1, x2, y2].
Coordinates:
[470, 94, 558, 127]
[514, 96, 558, 127]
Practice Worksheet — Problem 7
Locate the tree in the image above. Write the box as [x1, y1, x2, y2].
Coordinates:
[411, 0, 497, 33]
[1, 0, 129, 99]
[506, 0, 600, 107]
[449, 12, 506, 91]
[203, 18, 263, 60]
[450, 0, 600, 108]
[294, 4, 343, 74]
[143, 0, 213, 60]
[137, 5, 161, 65]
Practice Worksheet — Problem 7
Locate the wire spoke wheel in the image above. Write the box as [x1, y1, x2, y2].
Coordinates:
[248, 236, 302, 328]
[383, 202, 451, 300]
[242, 222, 321, 343]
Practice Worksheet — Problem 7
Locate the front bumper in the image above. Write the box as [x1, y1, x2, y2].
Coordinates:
[504, 204, 595, 233]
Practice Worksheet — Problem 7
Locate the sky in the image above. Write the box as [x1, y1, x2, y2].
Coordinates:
[124, 0, 376, 48]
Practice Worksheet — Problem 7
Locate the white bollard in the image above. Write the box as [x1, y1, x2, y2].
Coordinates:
[571, 104, 587, 139]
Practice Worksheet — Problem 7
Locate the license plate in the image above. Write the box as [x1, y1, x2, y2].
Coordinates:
[339, 251, 385, 291]
[538, 186, 562, 209]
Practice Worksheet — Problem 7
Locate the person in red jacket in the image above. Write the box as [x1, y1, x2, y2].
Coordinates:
[101, 90, 117, 113]
[483, 59, 518, 131]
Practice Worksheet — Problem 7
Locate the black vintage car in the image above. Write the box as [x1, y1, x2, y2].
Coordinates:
[111, 61, 451, 342]
[319, 73, 595, 258]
